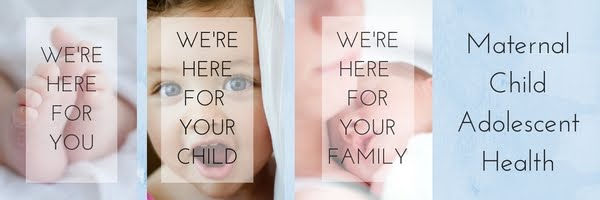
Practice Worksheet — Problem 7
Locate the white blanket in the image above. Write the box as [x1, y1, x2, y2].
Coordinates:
[0, 1, 137, 199]
[382, 134, 432, 200]
[0, 133, 137, 200]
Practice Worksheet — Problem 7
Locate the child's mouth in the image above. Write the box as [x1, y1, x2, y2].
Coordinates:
[192, 141, 235, 180]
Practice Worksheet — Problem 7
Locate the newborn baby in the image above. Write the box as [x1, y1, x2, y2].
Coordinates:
[0, 28, 133, 182]
[326, 62, 432, 192]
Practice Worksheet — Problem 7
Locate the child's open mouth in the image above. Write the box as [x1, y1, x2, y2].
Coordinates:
[192, 141, 236, 180]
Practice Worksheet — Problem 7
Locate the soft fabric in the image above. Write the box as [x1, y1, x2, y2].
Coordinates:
[0, 1, 137, 200]
[254, 0, 288, 199]
[382, 134, 432, 200]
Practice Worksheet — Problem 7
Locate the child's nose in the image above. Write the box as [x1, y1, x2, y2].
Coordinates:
[181, 107, 231, 135]
[183, 104, 227, 122]
[316, 0, 361, 16]
[343, 124, 376, 150]
[337, 109, 376, 150]
[309, 0, 363, 33]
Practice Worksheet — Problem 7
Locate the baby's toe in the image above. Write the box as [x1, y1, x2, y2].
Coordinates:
[16, 88, 43, 108]
[12, 106, 38, 128]
[57, 60, 86, 78]
[80, 70, 113, 104]
[27, 63, 60, 98]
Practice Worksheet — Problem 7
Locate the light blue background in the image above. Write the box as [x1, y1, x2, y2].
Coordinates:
[434, 0, 600, 199]
[136, 0, 147, 199]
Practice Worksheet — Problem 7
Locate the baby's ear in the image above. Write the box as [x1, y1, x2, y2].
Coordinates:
[425, 77, 432, 87]
[422, 77, 433, 93]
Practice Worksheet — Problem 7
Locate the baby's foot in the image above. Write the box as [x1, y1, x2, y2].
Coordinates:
[47, 27, 119, 162]
[0, 72, 16, 172]
[63, 64, 118, 162]
[10, 62, 78, 182]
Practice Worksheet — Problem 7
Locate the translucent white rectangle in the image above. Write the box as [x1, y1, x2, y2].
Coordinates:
[25, 17, 119, 183]
[159, 17, 255, 183]
[321, 16, 415, 183]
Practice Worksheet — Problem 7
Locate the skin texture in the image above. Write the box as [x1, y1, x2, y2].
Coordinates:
[146, 2, 274, 199]
[0, 72, 15, 168]
[0, 29, 136, 182]
[327, 67, 432, 183]
[295, 0, 364, 178]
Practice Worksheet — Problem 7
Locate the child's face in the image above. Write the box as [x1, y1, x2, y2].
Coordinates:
[327, 69, 432, 182]
[294, 1, 364, 176]
[295, 0, 364, 120]
[146, 6, 272, 198]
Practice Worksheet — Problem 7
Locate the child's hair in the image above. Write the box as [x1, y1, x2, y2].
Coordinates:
[147, 0, 254, 17]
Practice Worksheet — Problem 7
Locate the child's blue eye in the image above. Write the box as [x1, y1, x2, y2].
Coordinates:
[223, 76, 253, 92]
[159, 82, 182, 97]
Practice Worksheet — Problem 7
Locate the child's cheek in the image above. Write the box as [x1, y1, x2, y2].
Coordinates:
[147, 106, 162, 153]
